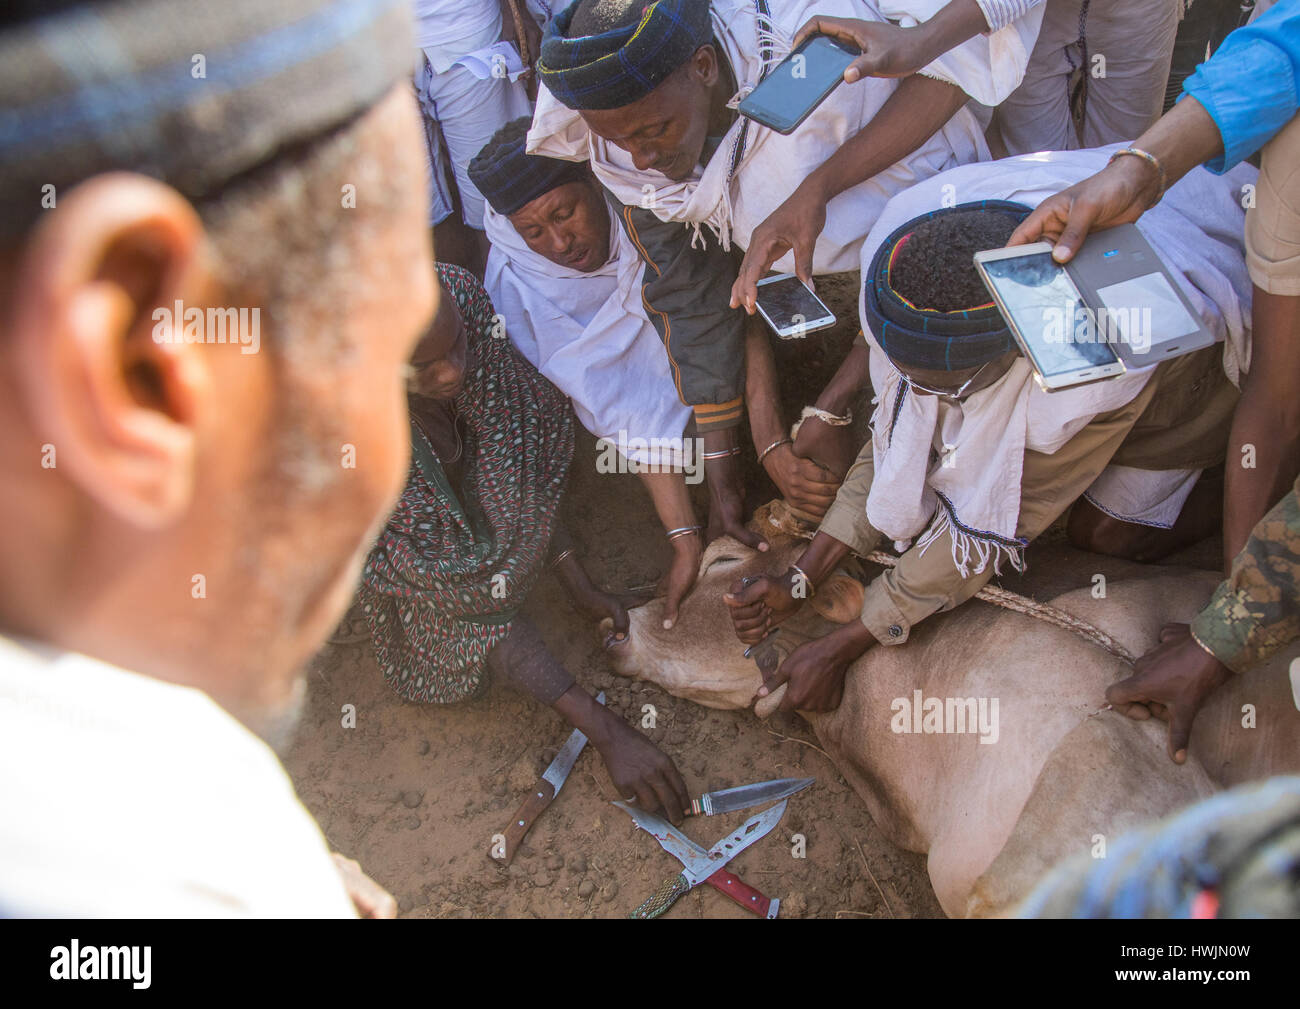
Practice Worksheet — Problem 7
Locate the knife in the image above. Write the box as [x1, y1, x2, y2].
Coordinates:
[686, 776, 814, 817]
[614, 798, 788, 919]
[496, 691, 604, 865]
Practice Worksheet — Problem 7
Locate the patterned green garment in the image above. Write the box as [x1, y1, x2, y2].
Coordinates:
[358, 264, 575, 703]
[1191, 472, 1300, 673]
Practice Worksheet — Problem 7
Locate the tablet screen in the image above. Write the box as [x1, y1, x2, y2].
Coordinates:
[1095, 272, 1199, 355]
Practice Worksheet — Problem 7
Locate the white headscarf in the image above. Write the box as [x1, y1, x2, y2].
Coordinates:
[484, 197, 692, 468]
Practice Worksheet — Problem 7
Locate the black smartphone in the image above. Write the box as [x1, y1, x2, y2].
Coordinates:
[737, 34, 859, 135]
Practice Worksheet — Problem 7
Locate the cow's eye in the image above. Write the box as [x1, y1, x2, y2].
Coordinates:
[705, 555, 742, 571]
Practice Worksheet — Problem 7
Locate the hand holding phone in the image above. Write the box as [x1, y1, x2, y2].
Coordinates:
[738, 34, 860, 135]
[754, 273, 836, 339]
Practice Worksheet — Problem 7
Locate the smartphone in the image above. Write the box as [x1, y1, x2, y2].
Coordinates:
[755, 273, 836, 339]
[973, 244, 1126, 390]
[737, 34, 859, 135]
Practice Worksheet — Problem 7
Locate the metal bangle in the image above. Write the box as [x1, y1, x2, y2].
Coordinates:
[789, 564, 815, 597]
[549, 548, 575, 568]
[757, 437, 793, 465]
[1109, 146, 1167, 205]
[666, 525, 703, 541]
[702, 447, 741, 460]
[1188, 625, 1230, 669]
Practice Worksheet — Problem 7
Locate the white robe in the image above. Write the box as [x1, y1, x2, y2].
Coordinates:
[0, 634, 354, 917]
[859, 146, 1256, 574]
[484, 199, 693, 468]
[526, 0, 1024, 274]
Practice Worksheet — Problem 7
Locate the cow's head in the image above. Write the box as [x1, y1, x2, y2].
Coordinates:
[604, 502, 868, 714]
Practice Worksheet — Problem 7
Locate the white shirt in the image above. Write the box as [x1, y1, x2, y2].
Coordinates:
[412, 0, 503, 70]
[0, 634, 355, 917]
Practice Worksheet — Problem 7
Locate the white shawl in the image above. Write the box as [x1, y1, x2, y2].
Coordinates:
[526, 0, 993, 274]
[860, 146, 1256, 576]
[483, 199, 692, 468]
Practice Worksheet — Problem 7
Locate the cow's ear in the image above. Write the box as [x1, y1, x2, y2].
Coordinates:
[810, 573, 865, 624]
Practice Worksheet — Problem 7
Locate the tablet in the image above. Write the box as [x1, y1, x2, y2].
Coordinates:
[1066, 224, 1216, 367]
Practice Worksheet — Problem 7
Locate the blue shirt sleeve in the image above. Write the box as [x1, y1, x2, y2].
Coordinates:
[1180, 0, 1300, 173]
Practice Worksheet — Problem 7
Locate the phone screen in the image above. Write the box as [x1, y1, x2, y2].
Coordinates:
[757, 276, 832, 332]
[741, 36, 857, 131]
[981, 252, 1119, 377]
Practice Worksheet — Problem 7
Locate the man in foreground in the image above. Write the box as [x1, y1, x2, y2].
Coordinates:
[0, 0, 430, 915]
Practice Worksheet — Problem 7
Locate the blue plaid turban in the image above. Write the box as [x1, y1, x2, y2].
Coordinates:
[862, 201, 1031, 372]
[538, 0, 713, 111]
[469, 118, 590, 217]
[0, 0, 412, 242]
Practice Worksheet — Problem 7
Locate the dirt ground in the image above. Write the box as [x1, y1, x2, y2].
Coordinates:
[284, 275, 951, 919]
[282, 271, 1224, 920]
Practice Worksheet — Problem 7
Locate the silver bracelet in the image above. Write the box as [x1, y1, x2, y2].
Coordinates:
[666, 525, 703, 541]
[789, 564, 815, 597]
[549, 548, 575, 568]
[702, 447, 741, 460]
[757, 437, 793, 465]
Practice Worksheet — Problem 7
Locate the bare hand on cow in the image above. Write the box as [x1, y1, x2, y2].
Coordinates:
[1105, 623, 1233, 764]
[724, 569, 807, 644]
[757, 620, 875, 712]
[705, 447, 769, 552]
[660, 531, 702, 630]
[762, 442, 841, 520]
[555, 549, 633, 644]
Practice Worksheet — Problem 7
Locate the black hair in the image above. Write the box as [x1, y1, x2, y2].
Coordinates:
[890, 210, 1018, 313]
[570, 0, 647, 35]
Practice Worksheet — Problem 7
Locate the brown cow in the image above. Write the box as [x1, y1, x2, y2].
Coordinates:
[604, 508, 1300, 916]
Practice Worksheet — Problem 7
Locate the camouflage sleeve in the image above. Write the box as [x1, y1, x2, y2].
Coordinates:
[1190, 473, 1300, 674]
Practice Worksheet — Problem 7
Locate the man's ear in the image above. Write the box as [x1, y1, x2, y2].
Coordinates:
[7, 173, 216, 529]
[690, 43, 720, 88]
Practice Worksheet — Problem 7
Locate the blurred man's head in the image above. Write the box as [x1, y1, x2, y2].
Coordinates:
[0, 0, 433, 746]
[470, 117, 611, 272]
[538, 0, 721, 181]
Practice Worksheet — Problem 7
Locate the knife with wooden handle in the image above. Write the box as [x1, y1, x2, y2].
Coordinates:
[616, 798, 788, 919]
[496, 691, 604, 866]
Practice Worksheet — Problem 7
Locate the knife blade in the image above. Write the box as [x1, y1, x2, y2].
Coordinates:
[614, 798, 788, 918]
[495, 691, 604, 865]
[687, 776, 814, 816]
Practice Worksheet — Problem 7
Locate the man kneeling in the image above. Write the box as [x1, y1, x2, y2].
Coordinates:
[727, 147, 1254, 712]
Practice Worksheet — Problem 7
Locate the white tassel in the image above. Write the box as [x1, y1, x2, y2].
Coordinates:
[915, 505, 1027, 579]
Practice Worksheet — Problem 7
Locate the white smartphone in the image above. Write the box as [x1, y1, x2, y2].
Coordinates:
[754, 273, 836, 339]
[973, 243, 1126, 390]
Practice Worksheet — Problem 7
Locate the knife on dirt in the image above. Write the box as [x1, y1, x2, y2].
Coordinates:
[496, 691, 604, 866]
[614, 797, 788, 919]
[686, 776, 814, 817]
